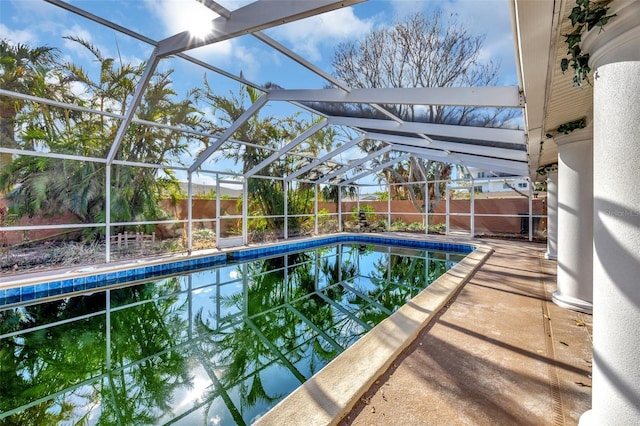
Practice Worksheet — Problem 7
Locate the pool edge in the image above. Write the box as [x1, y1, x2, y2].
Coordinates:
[252, 242, 494, 426]
[0, 232, 473, 307]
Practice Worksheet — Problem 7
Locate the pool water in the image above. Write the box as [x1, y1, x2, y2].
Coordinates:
[0, 242, 465, 425]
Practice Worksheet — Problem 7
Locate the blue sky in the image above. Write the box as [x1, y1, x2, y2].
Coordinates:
[0, 0, 517, 187]
[1, 0, 517, 85]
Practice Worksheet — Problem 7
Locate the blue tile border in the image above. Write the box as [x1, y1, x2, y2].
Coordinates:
[227, 235, 474, 261]
[0, 236, 473, 308]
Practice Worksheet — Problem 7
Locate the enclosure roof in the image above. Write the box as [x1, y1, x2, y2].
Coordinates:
[33, 0, 541, 183]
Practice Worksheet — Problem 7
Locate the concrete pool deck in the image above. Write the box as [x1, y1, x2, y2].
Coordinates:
[255, 234, 592, 426]
[339, 236, 592, 426]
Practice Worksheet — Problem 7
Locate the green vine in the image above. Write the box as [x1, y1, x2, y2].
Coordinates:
[536, 163, 558, 177]
[557, 117, 586, 134]
[561, 0, 616, 86]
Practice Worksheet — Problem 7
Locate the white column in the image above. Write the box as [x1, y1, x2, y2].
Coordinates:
[554, 128, 593, 313]
[545, 168, 558, 260]
[580, 2, 640, 425]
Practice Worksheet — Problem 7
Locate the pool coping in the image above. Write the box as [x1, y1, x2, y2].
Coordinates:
[252, 237, 493, 426]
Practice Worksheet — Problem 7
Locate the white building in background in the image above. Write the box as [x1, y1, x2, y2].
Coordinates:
[178, 181, 243, 198]
[459, 167, 529, 194]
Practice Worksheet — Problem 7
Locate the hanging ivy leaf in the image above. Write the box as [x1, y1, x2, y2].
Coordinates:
[561, 0, 616, 87]
[557, 118, 586, 134]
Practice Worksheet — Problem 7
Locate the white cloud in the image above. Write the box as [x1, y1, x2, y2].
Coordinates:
[143, 0, 220, 36]
[269, 7, 374, 62]
[142, 0, 258, 73]
[192, 172, 217, 186]
[4, 0, 68, 44]
[186, 40, 234, 62]
[0, 23, 34, 44]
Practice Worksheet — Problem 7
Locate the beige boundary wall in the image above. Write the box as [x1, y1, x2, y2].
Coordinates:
[0, 197, 546, 245]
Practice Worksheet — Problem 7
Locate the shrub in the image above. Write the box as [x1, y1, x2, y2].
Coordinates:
[408, 221, 425, 231]
[391, 219, 406, 231]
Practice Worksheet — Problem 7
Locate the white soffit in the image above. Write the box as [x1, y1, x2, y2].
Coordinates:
[544, 0, 594, 132]
[512, 0, 557, 177]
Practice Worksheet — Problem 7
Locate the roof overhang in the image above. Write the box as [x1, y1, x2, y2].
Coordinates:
[511, 0, 594, 180]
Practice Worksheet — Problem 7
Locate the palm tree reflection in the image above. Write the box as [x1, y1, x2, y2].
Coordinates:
[0, 243, 459, 424]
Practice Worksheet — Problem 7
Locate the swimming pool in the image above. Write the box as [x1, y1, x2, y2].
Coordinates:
[0, 236, 474, 425]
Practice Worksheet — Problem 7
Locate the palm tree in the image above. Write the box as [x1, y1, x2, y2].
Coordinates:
[0, 38, 204, 236]
[0, 40, 60, 172]
[202, 83, 337, 235]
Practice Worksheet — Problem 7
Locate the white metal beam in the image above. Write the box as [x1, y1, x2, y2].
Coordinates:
[267, 86, 523, 108]
[286, 134, 365, 181]
[197, 0, 353, 93]
[340, 154, 411, 186]
[107, 52, 161, 164]
[396, 145, 528, 175]
[390, 144, 455, 163]
[329, 116, 526, 145]
[190, 94, 268, 172]
[414, 152, 526, 176]
[156, 0, 365, 57]
[365, 131, 527, 162]
[196, 0, 230, 17]
[253, 32, 352, 93]
[316, 145, 393, 183]
[243, 119, 328, 178]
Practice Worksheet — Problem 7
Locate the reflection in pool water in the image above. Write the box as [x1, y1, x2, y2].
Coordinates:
[0, 243, 464, 425]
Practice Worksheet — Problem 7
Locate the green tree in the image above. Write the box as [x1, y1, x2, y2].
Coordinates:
[0, 40, 60, 172]
[0, 38, 204, 236]
[202, 83, 336, 235]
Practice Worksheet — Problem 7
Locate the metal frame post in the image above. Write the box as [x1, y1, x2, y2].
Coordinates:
[215, 173, 220, 249]
[242, 179, 248, 245]
[528, 177, 533, 242]
[284, 179, 288, 240]
[314, 183, 319, 235]
[338, 185, 343, 232]
[187, 171, 193, 254]
[388, 183, 391, 231]
[105, 165, 111, 263]
[424, 181, 428, 235]
[470, 177, 475, 237]
[445, 186, 450, 235]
